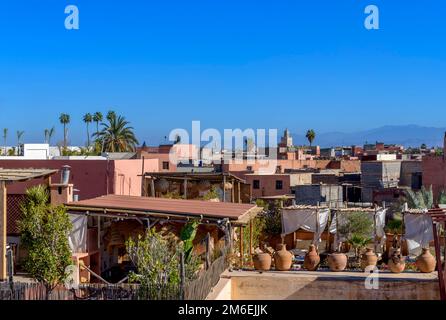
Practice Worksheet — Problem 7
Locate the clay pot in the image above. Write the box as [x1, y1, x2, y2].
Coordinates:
[388, 249, 406, 273]
[303, 244, 320, 271]
[360, 248, 378, 271]
[328, 252, 347, 272]
[273, 244, 293, 271]
[253, 253, 272, 271]
[416, 248, 436, 273]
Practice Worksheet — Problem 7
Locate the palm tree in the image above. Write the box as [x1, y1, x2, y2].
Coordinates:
[93, 112, 139, 152]
[83, 113, 93, 147]
[306, 129, 316, 147]
[106, 110, 116, 122]
[59, 113, 70, 148]
[2, 128, 7, 155]
[44, 127, 55, 145]
[93, 112, 103, 134]
[16, 130, 24, 155]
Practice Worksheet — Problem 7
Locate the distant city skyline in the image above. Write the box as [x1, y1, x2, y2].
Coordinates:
[1, 1, 446, 145]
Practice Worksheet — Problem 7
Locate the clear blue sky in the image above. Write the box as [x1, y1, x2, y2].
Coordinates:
[0, 1, 445, 146]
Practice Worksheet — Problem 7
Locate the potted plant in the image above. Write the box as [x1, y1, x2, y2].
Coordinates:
[337, 211, 374, 270]
[384, 218, 403, 256]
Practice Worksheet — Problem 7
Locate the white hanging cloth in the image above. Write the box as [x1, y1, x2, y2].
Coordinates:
[68, 214, 88, 253]
[281, 208, 330, 243]
[404, 212, 433, 257]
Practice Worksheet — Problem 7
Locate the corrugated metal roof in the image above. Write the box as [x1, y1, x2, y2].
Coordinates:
[0, 168, 57, 181]
[66, 194, 260, 223]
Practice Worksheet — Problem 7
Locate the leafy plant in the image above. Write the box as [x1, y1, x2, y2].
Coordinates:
[201, 187, 219, 201]
[180, 220, 199, 262]
[19, 185, 73, 297]
[338, 211, 374, 258]
[438, 190, 446, 205]
[161, 191, 183, 199]
[405, 185, 433, 209]
[347, 234, 372, 260]
[126, 228, 200, 299]
[385, 218, 403, 235]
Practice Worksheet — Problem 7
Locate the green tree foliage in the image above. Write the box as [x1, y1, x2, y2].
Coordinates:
[93, 111, 139, 152]
[19, 185, 73, 295]
[126, 228, 200, 298]
[3, 128, 7, 155]
[305, 129, 316, 147]
[83, 113, 93, 147]
[180, 220, 199, 261]
[59, 113, 70, 148]
[338, 211, 373, 258]
[93, 111, 103, 134]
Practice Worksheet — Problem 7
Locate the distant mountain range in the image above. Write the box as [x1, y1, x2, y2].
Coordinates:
[292, 125, 446, 148]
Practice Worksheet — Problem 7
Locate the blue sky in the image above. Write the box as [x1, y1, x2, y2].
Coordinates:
[0, 1, 445, 146]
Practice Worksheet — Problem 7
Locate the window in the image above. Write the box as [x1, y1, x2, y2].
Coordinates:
[253, 180, 260, 189]
[276, 166, 282, 173]
[162, 161, 169, 170]
[247, 166, 253, 171]
[275, 180, 283, 190]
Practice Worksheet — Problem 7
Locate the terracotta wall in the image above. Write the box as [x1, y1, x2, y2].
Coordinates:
[222, 159, 359, 174]
[244, 174, 291, 198]
[422, 156, 446, 200]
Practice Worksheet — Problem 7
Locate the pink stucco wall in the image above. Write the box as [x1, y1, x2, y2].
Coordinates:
[0, 158, 159, 200]
[113, 159, 158, 196]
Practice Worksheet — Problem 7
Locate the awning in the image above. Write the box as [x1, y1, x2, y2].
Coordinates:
[65, 194, 261, 225]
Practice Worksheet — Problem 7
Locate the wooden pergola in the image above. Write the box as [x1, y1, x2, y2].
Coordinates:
[429, 207, 446, 300]
[0, 169, 57, 281]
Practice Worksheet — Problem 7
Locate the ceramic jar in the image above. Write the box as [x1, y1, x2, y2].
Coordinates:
[360, 248, 378, 271]
[303, 244, 320, 271]
[328, 252, 347, 272]
[388, 248, 406, 273]
[253, 253, 272, 271]
[416, 248, 436, 273]
[273, 244, 293, 271]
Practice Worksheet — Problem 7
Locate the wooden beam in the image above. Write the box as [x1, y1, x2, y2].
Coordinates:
[231, 179, 235, 203]
[0, 181, 7, 281]
[183, 178, 188, 199]
[150, 179, 155, 197]
[238, 181, 241, 203]
[249, 220, 253, 256]
[223, 176, 226, 202]
[239, 226, 244, 268]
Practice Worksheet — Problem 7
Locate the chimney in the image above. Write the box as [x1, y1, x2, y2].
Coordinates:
[50, 183, 74, 206]
[50, 165, 74, 206]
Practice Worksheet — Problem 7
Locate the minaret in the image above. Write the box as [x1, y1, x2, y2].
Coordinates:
[282, 128, 293, 148]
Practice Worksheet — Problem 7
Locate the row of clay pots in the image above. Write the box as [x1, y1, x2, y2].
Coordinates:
[387, 247, 437, 273]
[253, 244, 293, 271]
[253, 245, 437, 273]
